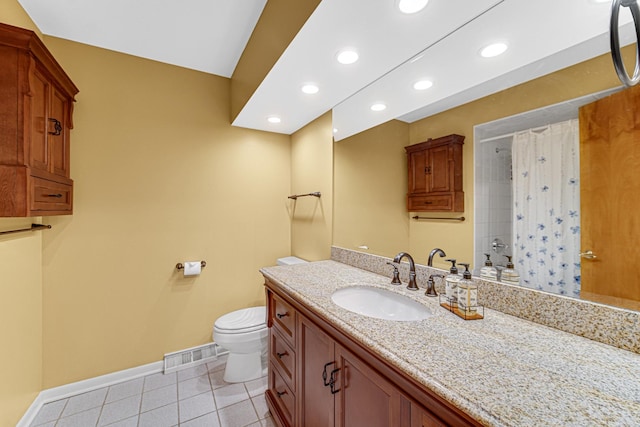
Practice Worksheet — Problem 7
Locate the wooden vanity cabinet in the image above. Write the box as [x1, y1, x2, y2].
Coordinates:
[265, 280, 479, 427]
[405, 134, 464, 212]
[0, 22, 78, 217]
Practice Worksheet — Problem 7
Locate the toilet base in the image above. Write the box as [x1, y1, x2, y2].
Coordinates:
[223, 351, 266, 383]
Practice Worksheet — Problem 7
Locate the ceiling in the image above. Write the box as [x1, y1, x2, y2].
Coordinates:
[18, 0, 636, 141]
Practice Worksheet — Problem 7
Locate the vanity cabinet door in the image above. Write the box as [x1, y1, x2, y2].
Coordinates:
[334, 343, 403, 427]
[299, 316, 335, 427]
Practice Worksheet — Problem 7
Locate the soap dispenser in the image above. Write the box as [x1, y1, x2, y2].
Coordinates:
[501, 255, 521, 285]
[480, 253, 498, 281]
[444, 259, 462, 307]
[457, 263, 478, 314]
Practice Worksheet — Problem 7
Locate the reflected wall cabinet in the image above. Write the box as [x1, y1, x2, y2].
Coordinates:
[0, 22, 79, 217]
[405, 134, 464, 212]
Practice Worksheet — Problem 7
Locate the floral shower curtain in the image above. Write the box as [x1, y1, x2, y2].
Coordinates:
[512, 119, 581, 297]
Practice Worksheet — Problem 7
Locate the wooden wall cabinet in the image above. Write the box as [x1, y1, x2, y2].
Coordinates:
[0, 22, 79, 217]
[405, 134, 464, 212]
[265, 280, 479, 427]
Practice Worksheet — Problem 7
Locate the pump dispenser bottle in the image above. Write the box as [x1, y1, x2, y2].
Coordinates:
[501, 255, 520, 285]
[457, 263, 478, 314]
[480, 253, 498, 281]
[444, 259, 462, 307]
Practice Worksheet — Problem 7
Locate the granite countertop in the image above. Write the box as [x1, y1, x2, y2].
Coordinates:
[260, 260, 640, 427]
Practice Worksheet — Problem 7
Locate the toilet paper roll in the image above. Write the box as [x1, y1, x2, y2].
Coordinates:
[184, 261, 201, 276]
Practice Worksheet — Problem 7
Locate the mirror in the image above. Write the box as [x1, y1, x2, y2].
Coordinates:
[332, 46, 640, 313]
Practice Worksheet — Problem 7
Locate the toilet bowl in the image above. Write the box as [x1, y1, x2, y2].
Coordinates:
[213, 306, 268, 383]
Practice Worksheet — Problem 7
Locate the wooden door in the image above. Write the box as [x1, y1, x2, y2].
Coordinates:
[50, 86, 69, 177]
[579, 84, 640, 308]
[30, 67, 49, 173]
[299, 316, 335, 427]
[409, 149, 428, 194]
[334, 344, 402, 427]
[427, 145, 451, 193]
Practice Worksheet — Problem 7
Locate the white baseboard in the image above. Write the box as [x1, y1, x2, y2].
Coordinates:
[17, 361, 163, 427]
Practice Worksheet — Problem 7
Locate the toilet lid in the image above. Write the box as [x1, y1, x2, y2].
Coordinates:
[214, 306, 266, 333]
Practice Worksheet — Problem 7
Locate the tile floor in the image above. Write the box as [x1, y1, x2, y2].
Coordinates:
[29, 355, 274, 427]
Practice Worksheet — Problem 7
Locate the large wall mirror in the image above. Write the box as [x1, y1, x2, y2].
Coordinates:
[333, 46, 640, 313]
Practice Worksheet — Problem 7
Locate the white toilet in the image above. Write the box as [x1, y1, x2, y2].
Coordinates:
[213, 256, 307, 383]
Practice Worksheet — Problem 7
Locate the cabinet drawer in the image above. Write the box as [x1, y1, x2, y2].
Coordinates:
[269, 362, 295, 426]
[30, 177, 73, 213]
[408, 194, 452, 211]
[270, 328, 296, 392]
[270, 293, 296, 347]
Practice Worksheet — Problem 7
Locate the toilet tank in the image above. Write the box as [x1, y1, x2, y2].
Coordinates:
[277, 256, 308, 266]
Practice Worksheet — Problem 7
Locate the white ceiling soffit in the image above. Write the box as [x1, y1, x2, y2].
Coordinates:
[232, 0, 504, 135]
[333, 0, 634, 141]
[17, 0, 267, 77]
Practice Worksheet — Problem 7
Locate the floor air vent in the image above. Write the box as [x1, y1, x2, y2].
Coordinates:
[163, 343, 228, 374]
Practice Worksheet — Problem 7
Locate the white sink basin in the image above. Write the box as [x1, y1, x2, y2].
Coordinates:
[331, 286, 433, 321]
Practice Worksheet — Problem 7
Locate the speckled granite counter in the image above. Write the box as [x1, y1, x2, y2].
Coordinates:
[261, 260, 640, 427]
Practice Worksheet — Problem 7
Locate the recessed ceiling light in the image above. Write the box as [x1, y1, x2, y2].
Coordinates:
[301, 84, 319, 94]
[413, 80, 433, 91]
[370, 103, 387, 111]
[267, 116, 281, 124]
[336, 49, 359, 65]
[333, 128, 338, 133]
[397, 0, 429, 14]
[480, 42, 508, 58]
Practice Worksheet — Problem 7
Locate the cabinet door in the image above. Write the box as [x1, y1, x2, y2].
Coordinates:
[427, 145, 451, 193]
[299, 316, 335, 427]
[30, 67, 49, 173]
[334, 344, 403, 427]
[50, 86, 70, 177]
[408, 149, 428, 194]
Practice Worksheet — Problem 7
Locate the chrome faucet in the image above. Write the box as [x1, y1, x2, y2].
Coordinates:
[428, 248, 446, 267]
[392, 252, 419, 291]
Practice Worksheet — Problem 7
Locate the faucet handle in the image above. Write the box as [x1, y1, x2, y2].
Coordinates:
[425, 274, 444, 297]
[386, 262, 402, 285]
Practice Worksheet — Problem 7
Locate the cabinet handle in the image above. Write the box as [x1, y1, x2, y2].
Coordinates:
[276, 312, 289, 319]
[44, 194, 63, 198]
[322, 361, 336, 386]
[276, 390, 287, 397]
[424, 166, 431, 174]
[423, 201, 433, 205]
[48, 118, 62, 136]
[329, 368, 341, 394]
[276, 351, 288, 359]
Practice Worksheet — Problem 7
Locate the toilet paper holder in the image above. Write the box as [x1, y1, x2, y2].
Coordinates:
[176, 261, 207, 270]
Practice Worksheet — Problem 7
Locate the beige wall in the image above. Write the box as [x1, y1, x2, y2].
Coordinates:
[333, 120, 410, 256]
[0, 220, 43, 427]
[36, 38, 291, 387]
[334, 50, 623, 270]
[0, 5, 44, 426]
[290, 112, 334, 261]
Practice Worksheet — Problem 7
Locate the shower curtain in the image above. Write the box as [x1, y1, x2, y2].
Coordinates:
[512, 119, 580, 297]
